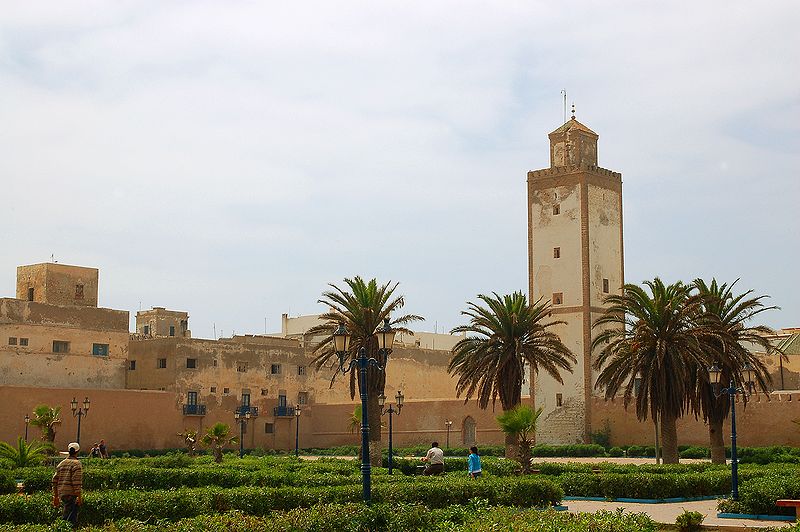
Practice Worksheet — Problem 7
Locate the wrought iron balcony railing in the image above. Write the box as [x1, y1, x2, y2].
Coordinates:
[273, 405, 295, 417]
[182, 404, 206, 416]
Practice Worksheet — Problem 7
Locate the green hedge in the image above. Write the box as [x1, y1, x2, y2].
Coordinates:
[557, 471, 730, 499]
[388, 456, 518, 476]
[531, 444, 607, 457]
[0, 506, 658, 532]
[717, 472, 800, 516]
[0, 477, 562, 525]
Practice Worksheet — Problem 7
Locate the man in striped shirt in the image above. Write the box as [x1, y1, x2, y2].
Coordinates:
[52, 442, 83, 526]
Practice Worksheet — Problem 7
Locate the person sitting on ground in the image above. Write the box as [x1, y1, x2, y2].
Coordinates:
[468, 446, 482, 478]
[52, 442, 83, 526]
[421, 441, 445, 475]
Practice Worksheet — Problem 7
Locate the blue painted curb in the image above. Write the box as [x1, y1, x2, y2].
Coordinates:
[717, 512, 795, 522]
[554, 505, 568, 511]
[563, 495, 721, 504]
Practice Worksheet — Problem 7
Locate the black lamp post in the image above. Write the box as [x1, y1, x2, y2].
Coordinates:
[234, 407, 252, 458]
[294, 405, 301, 457]
[24, 414, 30, 442]
[70, 397, 90, 445]
[709, 362, 755, 501]
[445, 420, 453, 449]
[378, 390, 404, 475]
[333, 318, 396, 503]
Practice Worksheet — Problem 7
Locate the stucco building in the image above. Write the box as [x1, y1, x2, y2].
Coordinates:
[528, 113, 624, 443]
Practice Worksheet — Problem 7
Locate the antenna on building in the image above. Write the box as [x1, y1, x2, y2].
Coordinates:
[213, 323, 216, 339]
[561, 90, 567, 123]
[264, 317, 267, 335]
[571, 102, 576, 120]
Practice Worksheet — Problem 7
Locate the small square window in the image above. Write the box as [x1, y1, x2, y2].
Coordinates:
[553, 247, 561, 259]
[223, 387, 230, 395]
[157, 358, 167, 369]
[553, 204, 560, 215]
[210, 386, 217, 393]
[92, 343, 109, 356]
[27, 287, 34, 301]
[298, 365, 306, 376]
[298, 391, 309, 405]
[552, 293, 563, 305]
[265, 422, 275, 434]
[53, 340, 70, 353]
[213, 359, 218, 367]
[270, 364, 281, 375]
[260, 388, 268, 396]
[75, 284, 84, 299]
[186, 358, 197, 369]
[556, 393, 563, 407]
[129, 360, 136, 370]
[603, 278, 610, 294]
[169, 325, 175, 337]
[237, 362, 248, 373]
[8, 337, 17, 346]
[143, 325, 150, 335]
[19, 338, 28, 346]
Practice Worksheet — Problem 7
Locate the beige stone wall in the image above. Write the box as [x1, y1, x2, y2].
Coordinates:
[16, 264, 99, 308]
[587, 185, 622, 309]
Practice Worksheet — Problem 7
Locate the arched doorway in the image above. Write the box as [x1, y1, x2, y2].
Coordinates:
[462, 416, 477, 446]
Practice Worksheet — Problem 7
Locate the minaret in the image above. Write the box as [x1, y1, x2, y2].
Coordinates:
[527, 108, 624, 443]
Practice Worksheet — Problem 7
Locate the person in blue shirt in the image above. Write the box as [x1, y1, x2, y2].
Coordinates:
[468, 446, 482, 478]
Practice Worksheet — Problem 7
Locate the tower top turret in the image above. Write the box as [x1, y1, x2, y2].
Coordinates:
[548, 114, 598, 168]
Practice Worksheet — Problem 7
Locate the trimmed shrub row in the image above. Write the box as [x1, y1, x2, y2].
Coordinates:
[0, 506, 658, 532]
[0, 477, 563, 525]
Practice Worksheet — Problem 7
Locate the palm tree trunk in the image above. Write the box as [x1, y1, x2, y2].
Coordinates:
[660, 411, 680, 464]
[505, 431, 519, 460]
[367, 393, 382, 467]
[708, 418, 726, 464]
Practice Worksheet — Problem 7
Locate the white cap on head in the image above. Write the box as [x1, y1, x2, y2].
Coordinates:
[68, 442, 80, 453]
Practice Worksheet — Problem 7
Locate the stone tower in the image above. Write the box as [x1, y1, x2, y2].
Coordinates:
[527, 113, 623, 443]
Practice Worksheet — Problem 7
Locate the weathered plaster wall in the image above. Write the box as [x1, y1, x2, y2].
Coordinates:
[587, 185, 622, 309]
[16, 264, 99, 308]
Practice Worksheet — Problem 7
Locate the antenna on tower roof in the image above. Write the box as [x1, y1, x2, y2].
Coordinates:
[571, 103, 576, 120]
[561, 90, 567, 123]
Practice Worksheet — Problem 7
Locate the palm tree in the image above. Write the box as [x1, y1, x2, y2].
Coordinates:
[592, 278, 708, 464]
[30, 405, 61, 445]
[690, 278, 779, 464]
[448, 292, 575, 454]
[309, 276, 423, 467]
[496, 405, 542, 473]
[0, 437, 51, 468]
[200, 423, 237, 463]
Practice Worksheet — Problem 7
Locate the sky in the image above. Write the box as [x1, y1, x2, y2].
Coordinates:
[1, 1, 798, 338]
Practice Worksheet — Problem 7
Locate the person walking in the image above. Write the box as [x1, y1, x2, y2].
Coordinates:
[52, 442, 83, 526]
[422, 441, 445, 475]
[468, 446, 482, 478]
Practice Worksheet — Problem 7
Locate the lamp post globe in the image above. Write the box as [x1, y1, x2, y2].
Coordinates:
[294, 405, 301, 457]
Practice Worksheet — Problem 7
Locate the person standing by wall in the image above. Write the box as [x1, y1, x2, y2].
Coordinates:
[52, 442, 83, 526]
[468, 446, 482, 478]
[98, 439, 108, 459]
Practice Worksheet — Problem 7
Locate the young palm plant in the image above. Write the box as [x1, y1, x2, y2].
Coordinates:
[592, 279, 708, 464]
[496, 405, 542, 473]
[200, 423, 237, 463]
[30, 405, 61, 446]
[689, 278, 779, 464]
[0, 437, 51, 468]
[308, 276, 423, 467]
[448, 292, 575, 455]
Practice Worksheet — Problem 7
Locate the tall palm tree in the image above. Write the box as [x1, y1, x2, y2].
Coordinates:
[448, 292, 575, 453]
[592, 279, 708, 464]
[30, 405, 61, 445]
[689, 278, 779, 464]
[309, 276, 422, 467]
[200, 422, 237, 463]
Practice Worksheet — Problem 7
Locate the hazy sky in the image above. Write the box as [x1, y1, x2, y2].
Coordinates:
[1, 1, 797, 337]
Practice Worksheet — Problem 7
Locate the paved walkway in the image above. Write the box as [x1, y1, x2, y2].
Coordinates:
[566, 499, 793, 530]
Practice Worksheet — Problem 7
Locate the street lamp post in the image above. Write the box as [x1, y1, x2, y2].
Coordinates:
[709, 362, 755, 501]
[378, 390, 404, 475]
[294, 405, 301, 457]
[333, 318, 396, 504]
[445, 420, 453, 449]
[234, 407, 252, 459]
[70, 397, 90, 445]
[24, 414, 30, 442]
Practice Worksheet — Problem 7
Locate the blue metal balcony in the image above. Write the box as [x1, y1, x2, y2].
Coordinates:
[237, 405, 259, 417]
[273, 405, 295, 417]
[182, 404, 206, 416]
